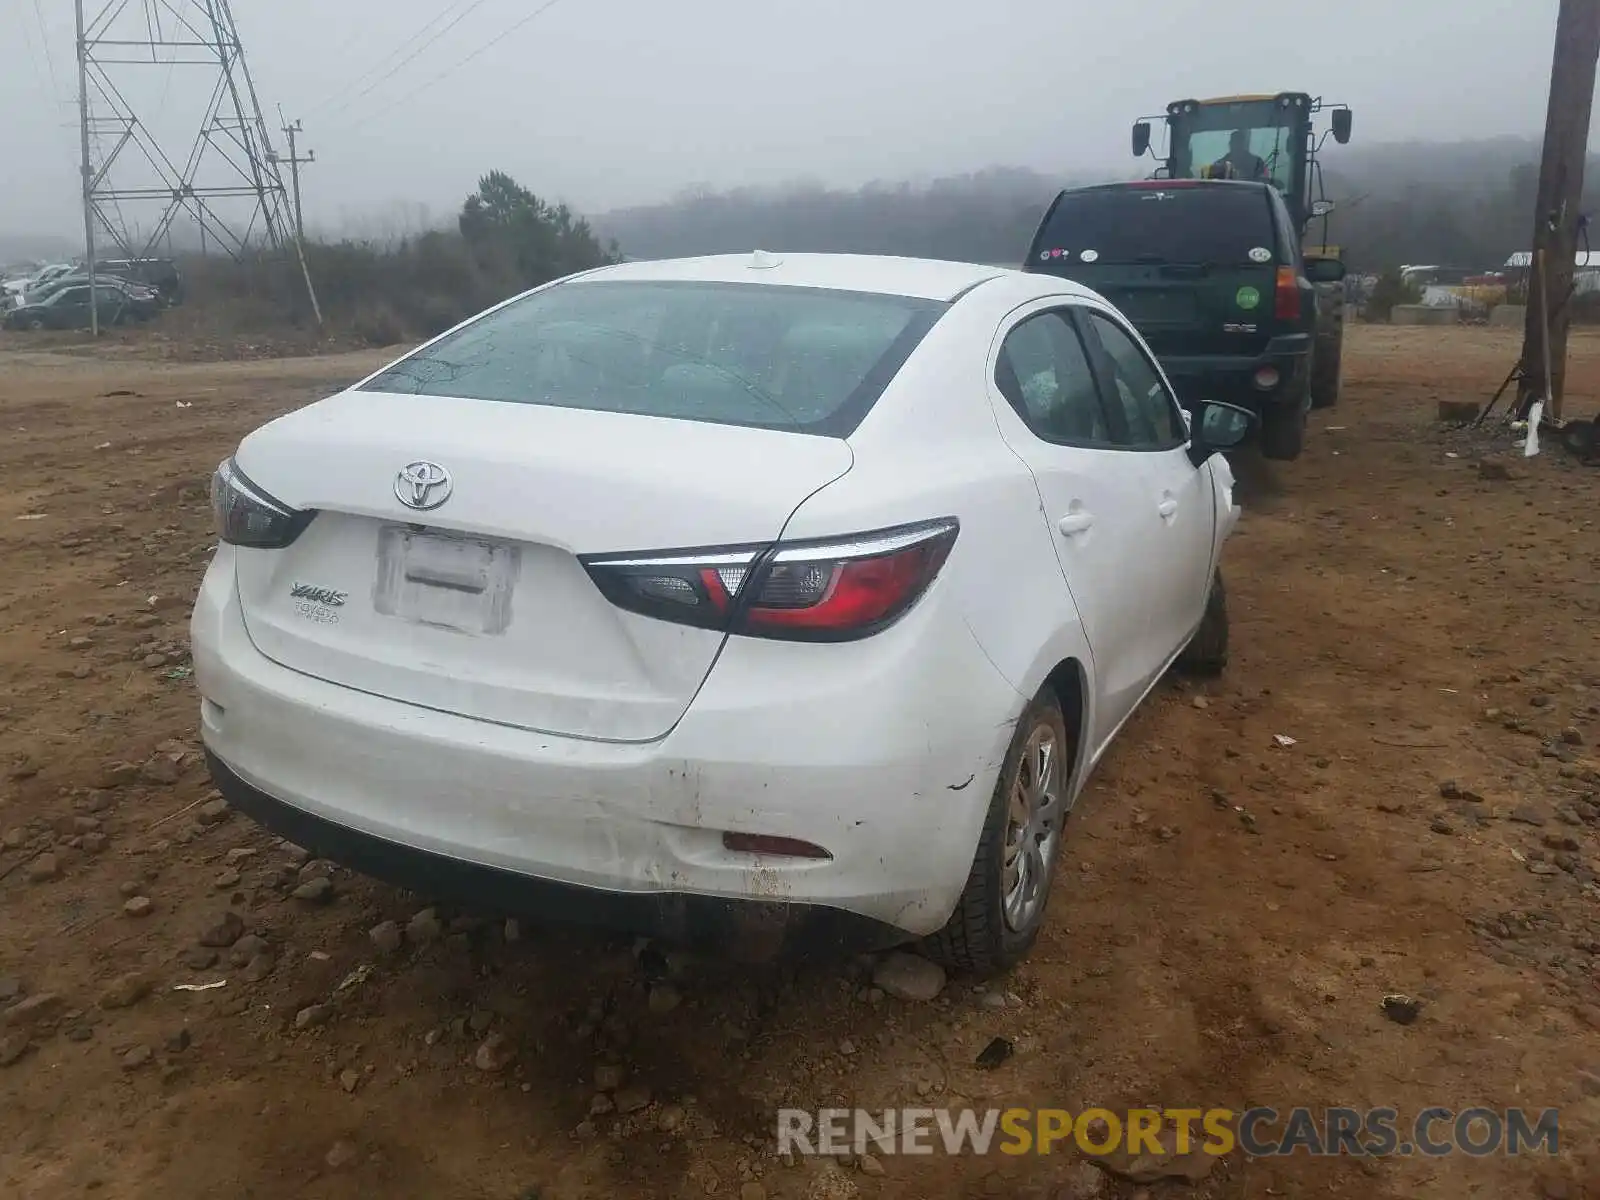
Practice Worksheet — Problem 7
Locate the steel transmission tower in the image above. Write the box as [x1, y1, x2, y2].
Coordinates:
[75, 0, 320, 323]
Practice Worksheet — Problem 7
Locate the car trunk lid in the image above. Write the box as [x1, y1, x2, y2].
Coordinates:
[230, 389, 854, 743]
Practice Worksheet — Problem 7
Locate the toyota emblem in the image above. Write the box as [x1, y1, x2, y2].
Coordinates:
[395, 461, 453, 510]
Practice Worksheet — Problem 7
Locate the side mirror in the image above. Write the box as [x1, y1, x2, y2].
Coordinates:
[1132, 121, 1151, 157]
[1188, 400, 1255, 465]
[1310, 199, 1336, 218]
[1331, 108, 1353, 144]
[1304, 256, 1347, 284]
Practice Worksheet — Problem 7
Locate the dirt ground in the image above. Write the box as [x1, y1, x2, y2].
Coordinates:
[1, 324, 1598, 1200]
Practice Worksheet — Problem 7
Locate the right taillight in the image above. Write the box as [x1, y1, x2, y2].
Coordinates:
[1274, 266, 1301, 319]
[581, 518, 959, 642]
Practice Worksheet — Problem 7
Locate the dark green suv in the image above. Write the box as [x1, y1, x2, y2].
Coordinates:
[1022, 179, 1345, 461]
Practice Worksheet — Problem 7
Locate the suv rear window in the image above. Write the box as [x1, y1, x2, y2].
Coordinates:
[359, 279, 946, 437]
[1030, 185, 1279, 267]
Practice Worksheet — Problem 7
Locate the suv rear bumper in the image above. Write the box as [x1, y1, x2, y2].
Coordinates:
[1159, 333, 1312, 414]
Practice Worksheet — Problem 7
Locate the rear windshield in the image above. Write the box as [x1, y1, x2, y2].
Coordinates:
[359, 279, 947, 437]
[1030, 186, 1279, 268]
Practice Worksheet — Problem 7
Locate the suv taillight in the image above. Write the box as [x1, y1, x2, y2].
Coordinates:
[1274, 266, 1301, 319]
[581, 518, 959, 642]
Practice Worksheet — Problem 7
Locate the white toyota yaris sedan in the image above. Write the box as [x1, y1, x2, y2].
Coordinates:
[192, 252, 1247, 973]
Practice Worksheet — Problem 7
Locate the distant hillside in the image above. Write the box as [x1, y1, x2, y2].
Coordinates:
[595, 138, 1597, 272]
[593, 167, 1081, 267]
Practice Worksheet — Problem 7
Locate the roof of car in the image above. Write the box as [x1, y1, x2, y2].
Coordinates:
[576, 252, 1026, 302]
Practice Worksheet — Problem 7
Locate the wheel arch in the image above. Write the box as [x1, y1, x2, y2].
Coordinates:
[1039, 655, 1092, 798]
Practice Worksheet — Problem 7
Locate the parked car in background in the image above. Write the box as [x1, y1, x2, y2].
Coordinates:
[97, 257, 183, 306]
[193, 252, 1251, 973]
[1023, 179, 1345, 462]
[24, 272, 157, 307]
[4, 280, 158, 330]
[4, 261, 79, 306]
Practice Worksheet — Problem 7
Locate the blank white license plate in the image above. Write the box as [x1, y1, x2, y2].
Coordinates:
[374, 527, 517, 634]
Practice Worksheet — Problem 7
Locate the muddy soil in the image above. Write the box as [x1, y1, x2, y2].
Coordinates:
[1, 325, 1597, 1200]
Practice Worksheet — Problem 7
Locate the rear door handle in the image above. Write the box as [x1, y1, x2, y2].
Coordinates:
[1058, 511, 1095, 537]
[1157, 497, 1178, 520]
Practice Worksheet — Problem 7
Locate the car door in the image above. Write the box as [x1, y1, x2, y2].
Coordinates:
[987, 303, 1167, 750]
[94, 285, 127, 324]
[49, 287, 90, 329]
[1079, 306, 1217, 674]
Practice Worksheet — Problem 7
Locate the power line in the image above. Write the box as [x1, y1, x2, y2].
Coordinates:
[306, 0, 496, 120]
[14, 0, 57, 104]
[303, 0, 480, 118]
[30, 0, 62, 99]
[340, 0, 573, 134]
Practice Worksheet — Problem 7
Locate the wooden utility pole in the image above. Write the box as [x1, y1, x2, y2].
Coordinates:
[276, 115, 315, 242]
[1518, 0, 1600, 421]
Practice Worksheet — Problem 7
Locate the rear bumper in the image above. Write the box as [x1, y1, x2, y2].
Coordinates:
[191, 551, 1021, 942]
[1160, 333, 1312, 413]
[205, 750, 907, 955]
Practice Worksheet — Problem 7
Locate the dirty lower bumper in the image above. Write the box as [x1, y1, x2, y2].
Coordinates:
[205, 749, 911, 958]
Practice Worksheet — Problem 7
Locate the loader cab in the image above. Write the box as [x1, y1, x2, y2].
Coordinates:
[1133, 92, 1352, 235]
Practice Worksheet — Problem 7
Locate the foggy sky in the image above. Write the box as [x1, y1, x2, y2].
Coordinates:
[0, 0, 1579, 244]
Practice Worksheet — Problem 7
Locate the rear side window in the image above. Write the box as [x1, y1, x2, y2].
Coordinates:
[1031, 186, 1278, 268]
[360, 279, 947, 437]
[1082, 312, 1187, 450]
[995, 311, 1109, 444]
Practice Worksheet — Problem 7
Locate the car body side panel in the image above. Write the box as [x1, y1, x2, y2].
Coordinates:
[793, 277, 1104, 793]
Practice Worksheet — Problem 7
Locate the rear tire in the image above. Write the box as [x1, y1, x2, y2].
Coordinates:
[924, 689, 1072, 977]
[1258, 403, 1306, 461]
[1176, 570, 1229, 677]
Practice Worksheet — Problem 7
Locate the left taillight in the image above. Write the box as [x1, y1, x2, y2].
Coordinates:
[209, 457, 315, 549]
[1274, 266, 1301, 319]
[581, 518, 960, 642]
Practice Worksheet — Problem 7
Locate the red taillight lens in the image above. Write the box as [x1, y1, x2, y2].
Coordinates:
[581, 518, 959, 642]
[1274, 266, 1300, 319]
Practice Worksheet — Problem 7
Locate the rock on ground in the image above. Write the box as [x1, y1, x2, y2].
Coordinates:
[871, 952, 947, 1002]
[99, 972, 152, 1010]
[369, 920, 403, 954]
[474, 1032, 514, 1071]
[406, 908, 443, 944]
[197, 911, 245, 947]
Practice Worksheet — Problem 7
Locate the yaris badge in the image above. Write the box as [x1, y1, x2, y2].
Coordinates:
[395, 461, 452, 510]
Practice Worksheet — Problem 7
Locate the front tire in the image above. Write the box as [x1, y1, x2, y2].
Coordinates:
[925, 689, 1072, 976]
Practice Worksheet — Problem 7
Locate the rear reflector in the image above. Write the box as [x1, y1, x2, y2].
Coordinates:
[581, 518, 959, 642]
[1253, 365, 1281, 391]
[722, 832, 832, 860]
